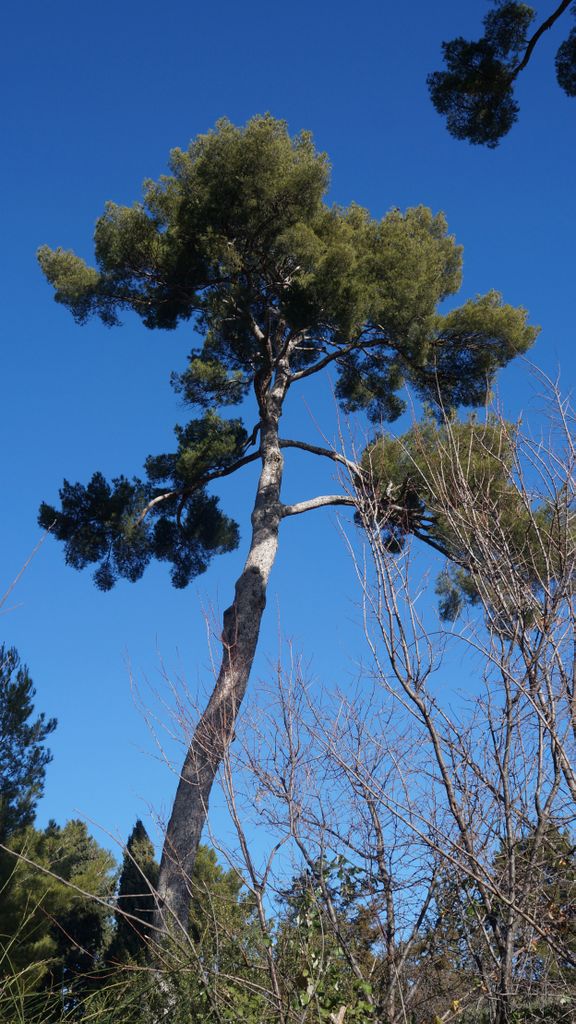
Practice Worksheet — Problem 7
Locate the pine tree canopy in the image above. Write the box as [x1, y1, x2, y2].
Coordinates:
[428, 2, 576, 147]
[38, 115, 537, 590]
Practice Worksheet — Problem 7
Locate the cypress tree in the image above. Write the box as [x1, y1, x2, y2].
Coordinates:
[109, 820, 159, 962]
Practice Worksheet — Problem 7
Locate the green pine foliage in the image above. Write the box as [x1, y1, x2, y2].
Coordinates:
[38, 115, 537, 590]
[107, 840, 264, 1019]
[428, 2, 576, 147]
[556, 20, 576, 95]
[0, 820, 116, 1014]
[0, 812, 267, 1021]
[0, 645, 56, 842]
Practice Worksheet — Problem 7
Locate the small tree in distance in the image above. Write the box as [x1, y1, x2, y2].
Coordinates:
[38, 114, 537, 939]
[108, 819, 159, 963]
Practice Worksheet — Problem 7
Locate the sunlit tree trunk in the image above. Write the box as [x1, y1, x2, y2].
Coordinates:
[155, 375, 288, 938]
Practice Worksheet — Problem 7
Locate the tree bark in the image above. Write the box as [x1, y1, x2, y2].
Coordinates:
[154, 397, 286, 939]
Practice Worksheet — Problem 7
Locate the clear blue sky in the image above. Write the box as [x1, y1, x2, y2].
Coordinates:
[1, 1, 574, 856]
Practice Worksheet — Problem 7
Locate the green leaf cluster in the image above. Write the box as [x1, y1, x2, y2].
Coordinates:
[38, 115, 537, 590]
[276, 859, 378, 1021]
[107, 820, 158, 964]
[38, 414, 242, 590]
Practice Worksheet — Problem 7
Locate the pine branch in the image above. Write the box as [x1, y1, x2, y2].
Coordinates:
[135, 450, 261, 525]
[280, 494, 356, 517]
[288, 334, 388, 383]
[511, 0, 573, 80]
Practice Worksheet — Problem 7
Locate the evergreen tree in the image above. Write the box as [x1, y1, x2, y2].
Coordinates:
[188, 844, 248, 946]
[38, 114, 537, 936]
[0, 644, 56, 842]
[360, 412, 575, 621]
[428, 1, 576, 147]
[108, 819, 159, 963]
[106, 837, 264, 1020]
[0, 819, 116, 1016]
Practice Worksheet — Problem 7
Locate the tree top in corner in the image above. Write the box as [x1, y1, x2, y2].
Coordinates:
[428, 2, 576, 147]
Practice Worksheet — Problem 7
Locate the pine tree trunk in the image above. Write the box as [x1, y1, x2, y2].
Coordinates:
[154, 405, 285, 939]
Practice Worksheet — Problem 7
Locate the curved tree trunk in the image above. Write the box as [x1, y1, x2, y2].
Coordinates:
[154, 400, 285, 938]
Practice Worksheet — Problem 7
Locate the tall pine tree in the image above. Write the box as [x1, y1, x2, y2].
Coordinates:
[38, 114, 538, 936]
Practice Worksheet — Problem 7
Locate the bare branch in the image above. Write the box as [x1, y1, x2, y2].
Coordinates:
[279, 437, 361, 476]
[288, 333, 388, 383]
[280, 494, 357, 518]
